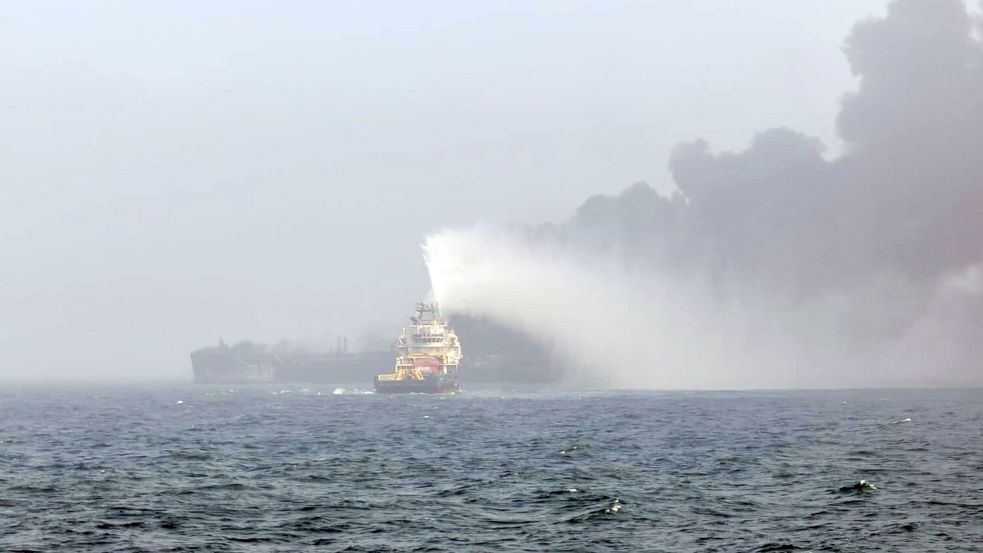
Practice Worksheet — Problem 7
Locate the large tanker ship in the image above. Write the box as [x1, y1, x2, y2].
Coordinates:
[191, 339, 391, 384]
[374, 302, 461, 393]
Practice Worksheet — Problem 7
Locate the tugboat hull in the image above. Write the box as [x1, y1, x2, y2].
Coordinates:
[374, 374, 459, 394]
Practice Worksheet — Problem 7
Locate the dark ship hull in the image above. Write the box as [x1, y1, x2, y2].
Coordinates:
[275, 351, 393, 383]
[192, 362, 274, 384]
[191, 342, 274, 384]
[191, 340, 392, 384]
[374, 373, 459, 393]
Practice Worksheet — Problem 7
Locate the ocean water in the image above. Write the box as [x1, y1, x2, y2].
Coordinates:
[0, 384, 981, 552]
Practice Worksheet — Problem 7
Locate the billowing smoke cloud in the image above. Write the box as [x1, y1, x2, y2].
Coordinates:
[424, 0, 983, 389]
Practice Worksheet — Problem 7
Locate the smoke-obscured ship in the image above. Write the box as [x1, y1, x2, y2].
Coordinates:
[190, 339, 275, 383]
[374, 303, 461, 393]
[191, 310, 560, 387]
[191, 338, 391, 384]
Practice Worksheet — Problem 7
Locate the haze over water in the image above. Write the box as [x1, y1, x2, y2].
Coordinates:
[12, 0, 978, 385]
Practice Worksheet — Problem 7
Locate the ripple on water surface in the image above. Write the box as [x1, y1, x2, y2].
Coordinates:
[0, 385, 981, 551]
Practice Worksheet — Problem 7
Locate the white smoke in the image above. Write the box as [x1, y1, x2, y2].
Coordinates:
[422, 226, 908, 390]
[424, 225, 983, 389]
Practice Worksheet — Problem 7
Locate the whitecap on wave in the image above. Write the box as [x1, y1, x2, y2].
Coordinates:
[332, 387, 374, 395]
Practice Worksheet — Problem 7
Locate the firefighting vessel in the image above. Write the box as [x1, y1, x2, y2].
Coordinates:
[374, 302, 461, 393]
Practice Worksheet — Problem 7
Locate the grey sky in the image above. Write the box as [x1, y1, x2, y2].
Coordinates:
[1, 1, 889, 379]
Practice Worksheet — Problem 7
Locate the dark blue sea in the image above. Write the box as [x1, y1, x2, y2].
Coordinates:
[1, 384, 981, 552]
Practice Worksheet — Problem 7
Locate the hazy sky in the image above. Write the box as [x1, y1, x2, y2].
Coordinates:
[1, 1, 891, 379]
